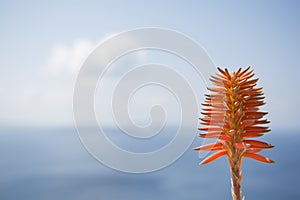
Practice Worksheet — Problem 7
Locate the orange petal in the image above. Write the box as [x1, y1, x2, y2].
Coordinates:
[243, 140, 274, 149]
[236, 140, 274, 149]
[217, 67, 228, 77]
[245, 148, 263, 154]
[242, 132, 264, 138]
[201, 112, 224, 118]
[209, 77, 227, 87]
[240, 69, 254, 79]
[207, 87, 225, 94]
[248, 96, 265, 101]
[240, 120, 255, 127]
[243, 152, 274, 163]
[198, 127, 223, 132]
[199, 132, 221, 138]
[238, 66, 251, 77]
[200, 150, 227, 165]
[200, 117, 211, 122]
[245, 112, 268, 118]
[235, 142, 250, 149]
[240, 78, 259, 88]
[244, 101, 265, 107]
[210, 75, 223, 82]
[224, 68, 232, 79]
[218, 135, 231, 142]
[194, 142, 223, 151]
[244, 107, 259, 112]
[199, 134, 217, 138]
[253, 119, 270, 125]
[201, 103, 211, 107]
[235, 67, 242, 75]
[244, 127, 270, 133]
[215, 72, 227, 80]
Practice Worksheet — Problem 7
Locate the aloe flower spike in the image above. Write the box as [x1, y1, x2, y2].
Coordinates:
[194, 67, 274, 200]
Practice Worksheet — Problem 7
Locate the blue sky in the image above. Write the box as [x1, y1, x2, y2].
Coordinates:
[0, 0, 299, 132]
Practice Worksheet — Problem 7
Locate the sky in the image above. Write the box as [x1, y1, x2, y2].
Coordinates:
[0, 0, 299, 132]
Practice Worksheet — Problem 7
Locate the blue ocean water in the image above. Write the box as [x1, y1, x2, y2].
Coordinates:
[0, 128, 299, 200]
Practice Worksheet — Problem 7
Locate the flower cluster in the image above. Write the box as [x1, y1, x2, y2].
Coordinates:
[194, 67, 274, 200]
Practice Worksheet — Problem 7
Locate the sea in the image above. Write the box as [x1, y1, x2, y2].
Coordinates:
[0, 127, 299, 200]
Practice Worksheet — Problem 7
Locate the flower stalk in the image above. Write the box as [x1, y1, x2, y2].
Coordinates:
[194, 67, 274, 200]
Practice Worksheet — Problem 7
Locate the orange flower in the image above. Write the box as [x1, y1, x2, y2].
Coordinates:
[194, 67, 274, 200]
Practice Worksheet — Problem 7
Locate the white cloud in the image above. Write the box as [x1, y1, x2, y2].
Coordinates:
[0, 34, 150, 128]
[0, 34, 205, 130]
[0, 38, 98, 128]
[46, 39, 95, 76]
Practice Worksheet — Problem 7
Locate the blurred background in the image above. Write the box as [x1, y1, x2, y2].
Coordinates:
[0, 0, 300, 199]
